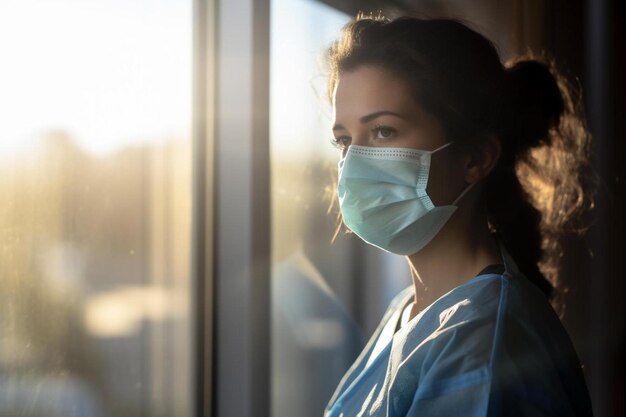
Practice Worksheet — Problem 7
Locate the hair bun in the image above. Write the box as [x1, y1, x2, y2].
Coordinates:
[501, 58, 564, 149]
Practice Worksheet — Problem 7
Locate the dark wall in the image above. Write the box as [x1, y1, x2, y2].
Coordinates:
[577, 0, 626, 416]
[548, 1, 626, 416]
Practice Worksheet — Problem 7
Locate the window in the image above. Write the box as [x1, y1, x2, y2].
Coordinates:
[0, 2, 193, 416]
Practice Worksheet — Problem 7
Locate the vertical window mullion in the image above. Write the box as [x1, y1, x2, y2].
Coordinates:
[213, 0, 271, 416]
[192, 0, 216, 416]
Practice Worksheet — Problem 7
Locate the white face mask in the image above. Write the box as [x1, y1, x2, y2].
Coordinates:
[337, 142, 475, 255]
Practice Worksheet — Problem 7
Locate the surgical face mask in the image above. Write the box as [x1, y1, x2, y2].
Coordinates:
[337, 142, 475, 255]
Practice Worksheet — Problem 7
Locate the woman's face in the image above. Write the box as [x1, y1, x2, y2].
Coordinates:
[331, 65, 469, 207]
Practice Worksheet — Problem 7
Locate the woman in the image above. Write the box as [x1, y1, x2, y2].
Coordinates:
[323, 14, 593, 416]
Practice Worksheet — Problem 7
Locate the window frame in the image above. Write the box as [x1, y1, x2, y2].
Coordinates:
[192, 0, 217, 416]
[194, 0, 272, 416]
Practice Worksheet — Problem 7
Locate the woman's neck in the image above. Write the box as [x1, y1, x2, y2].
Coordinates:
[405, 208, 502, 319]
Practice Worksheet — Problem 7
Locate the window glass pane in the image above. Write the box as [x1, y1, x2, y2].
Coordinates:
[269, 2, 356, 416]
[0, 2, 193, 416]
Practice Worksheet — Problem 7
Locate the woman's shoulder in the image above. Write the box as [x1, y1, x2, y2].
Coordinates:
[387, 270, 578, 368]
[389, 272, 592, 416]
[400, 271, 570, 357]
[413, 269, 564, 332]
[388, 271, 509, 326]
[417, 272, 509, 329]
[390, 272, 556, 388]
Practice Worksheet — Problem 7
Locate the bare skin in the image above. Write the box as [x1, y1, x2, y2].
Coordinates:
[332, 65, 503, 322]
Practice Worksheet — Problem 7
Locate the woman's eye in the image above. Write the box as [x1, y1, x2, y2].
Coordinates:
[330, 136, 351, 150]
[372, 125, 396, 140]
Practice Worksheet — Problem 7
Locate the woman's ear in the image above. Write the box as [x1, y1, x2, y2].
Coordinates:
[463, 133, 501, 183]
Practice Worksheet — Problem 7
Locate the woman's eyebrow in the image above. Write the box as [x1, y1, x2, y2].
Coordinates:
[332, 110, 407, 131]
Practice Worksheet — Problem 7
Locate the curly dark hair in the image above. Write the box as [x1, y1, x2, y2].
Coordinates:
[324, 13, 594, 305]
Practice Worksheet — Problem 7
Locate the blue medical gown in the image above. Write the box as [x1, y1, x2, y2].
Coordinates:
[324, 244, 593, 416]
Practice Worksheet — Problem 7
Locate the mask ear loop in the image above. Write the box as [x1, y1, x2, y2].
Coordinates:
[428, 141, 455, 154]
[452, 181, 476, 206]
[429, 141, 476, 206]
[430, 141, 475, 206]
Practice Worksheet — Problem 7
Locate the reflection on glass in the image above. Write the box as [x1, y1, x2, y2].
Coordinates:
[0, 2, 192, 416]
[270, 1, 362, 417]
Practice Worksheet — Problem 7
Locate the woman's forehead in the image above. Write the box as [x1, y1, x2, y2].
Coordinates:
[332, 66, 421, 124]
